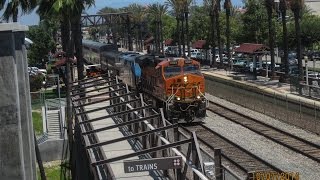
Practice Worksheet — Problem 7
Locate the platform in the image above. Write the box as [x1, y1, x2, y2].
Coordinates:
[201, 68, 320, 107]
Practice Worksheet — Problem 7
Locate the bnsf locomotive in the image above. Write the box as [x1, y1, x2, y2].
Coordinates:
[82, 40, 207, 122]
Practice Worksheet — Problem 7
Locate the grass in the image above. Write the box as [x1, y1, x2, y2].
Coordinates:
[37, 164, 67, 180]
[32, 111, 43, 135]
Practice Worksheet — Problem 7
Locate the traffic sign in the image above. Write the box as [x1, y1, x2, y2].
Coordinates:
[123, 156, 182, 173]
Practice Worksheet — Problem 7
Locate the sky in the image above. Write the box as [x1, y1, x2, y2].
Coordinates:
[0, 0, 243, 25]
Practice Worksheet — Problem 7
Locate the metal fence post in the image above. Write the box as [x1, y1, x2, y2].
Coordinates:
[286, 94, 289, 122]
[273, 92, 276, 119]
[192, 138, 199, 180]
[314, 101, 317, 134]
[299, 98, 302, 126]
[214, 148, 222, 180]
[263, 92, 265, 114]
[173, 118, 181, 180]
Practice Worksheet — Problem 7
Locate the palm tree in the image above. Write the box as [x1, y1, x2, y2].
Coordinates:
[290, 0, 304, 81]
[166, 0, 183, 56]
[204, 0, 217, 67]
[127, 3, 146, 52]
[215, 0, 223, 68]
[224, 0, 232, 69]
[280, 0, 289, 79]
[38, 1, 95, 179]
[265, 0, 276, 78]
[71, 0, 95, 81]
[147, 3, 168, 54]
[166, 0, 193, 57]
[0, 0, 37, 22]
[184, 0, 192, 57]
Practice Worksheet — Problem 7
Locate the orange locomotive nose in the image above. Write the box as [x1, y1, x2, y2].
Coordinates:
[166, 74, 205, 100]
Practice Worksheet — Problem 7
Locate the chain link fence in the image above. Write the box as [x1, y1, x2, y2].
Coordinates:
[205, 77, 320, 135]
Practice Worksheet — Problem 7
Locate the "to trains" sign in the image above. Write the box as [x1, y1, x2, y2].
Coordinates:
[123, 156, 182, 173]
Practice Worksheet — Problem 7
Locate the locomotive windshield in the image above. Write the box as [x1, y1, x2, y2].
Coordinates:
[183, 65, 201, 75]
[164, 66, 181, 78]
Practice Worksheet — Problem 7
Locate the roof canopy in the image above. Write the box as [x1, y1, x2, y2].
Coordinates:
[234, 43, 269, 54]
[144, 36, 154, 45]
[164, 39, 174, 46]
[192, 40, 206, 49]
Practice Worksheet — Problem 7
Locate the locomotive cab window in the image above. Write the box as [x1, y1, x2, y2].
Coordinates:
[183, 65, 201, 75]
[164, 66, 181, 78]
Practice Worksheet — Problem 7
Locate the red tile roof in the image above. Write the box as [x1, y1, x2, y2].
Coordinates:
[234, 43, 269, 54]
[192, 40, 207, 49]
[164, 39, 174, 45]
[144, 36, 154, 45]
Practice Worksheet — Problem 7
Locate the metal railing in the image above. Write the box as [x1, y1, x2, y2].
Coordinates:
[290, 76, 320, 99]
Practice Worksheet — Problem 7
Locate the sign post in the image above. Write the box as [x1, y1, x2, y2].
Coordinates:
[124, 156, 182, 173]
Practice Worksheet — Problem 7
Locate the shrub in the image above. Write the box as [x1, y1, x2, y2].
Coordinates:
[30, 74, 44, 92]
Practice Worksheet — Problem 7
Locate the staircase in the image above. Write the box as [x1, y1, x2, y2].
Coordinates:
[46, 110, 62, 139]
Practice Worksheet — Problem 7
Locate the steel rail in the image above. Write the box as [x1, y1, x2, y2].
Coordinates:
[208, 100, 320, 163]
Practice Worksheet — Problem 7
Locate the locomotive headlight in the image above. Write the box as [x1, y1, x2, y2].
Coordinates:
[183, 76, 188, 83]
[197, 95, 201, 99]
[176, 97, 181, 101]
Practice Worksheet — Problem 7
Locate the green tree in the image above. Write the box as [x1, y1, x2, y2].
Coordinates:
[280, 0, 289, 78]
[204, 0, 217, 67]
[26, 25, 55, 66]
[125, 3, 146, 52]
[0, 0, 37, 22]
[162, 14, 176, 40]
[166, 0, 185, 56]
[38, 2, 95, 179]
[147, 3, 168, 54]
[241, 0, 269, 44]
[189, 6, 210, 41]
[224, 0, 232, 68]
[290, 0, 304, 81]
[265, 0, 276, 77]
[215, 0, 224, 67]
[98, 7, 119, 14]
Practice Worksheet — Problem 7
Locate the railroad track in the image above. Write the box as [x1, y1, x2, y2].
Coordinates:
[180, 124, 282, 178]
[207, 100, 320, 163]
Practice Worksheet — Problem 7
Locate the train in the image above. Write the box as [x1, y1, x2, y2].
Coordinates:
[82, 39, 208, 122]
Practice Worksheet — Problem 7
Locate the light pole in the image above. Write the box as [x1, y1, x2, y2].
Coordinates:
[304, 56, 309, 86]
[265, 53, 269, 81]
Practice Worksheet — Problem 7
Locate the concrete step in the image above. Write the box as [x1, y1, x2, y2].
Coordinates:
[47, 117, 59, 119]
[48, 124, 60, 127]
[48, 124, 60, 128]
[48, 132, 60, 135]
[48, 127, 60, 130]
[48, 122, 60, 124]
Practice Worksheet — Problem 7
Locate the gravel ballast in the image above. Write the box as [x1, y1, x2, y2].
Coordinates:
[204, 94, 320, 180]
[206, 93, 320, 146]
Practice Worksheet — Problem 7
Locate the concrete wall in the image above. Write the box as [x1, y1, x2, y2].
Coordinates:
[38, 139, 67, 162]
[0, 23, 36, 180]
[204, 73, 320, 134]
